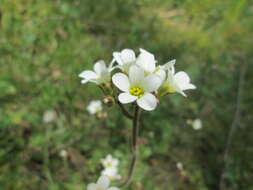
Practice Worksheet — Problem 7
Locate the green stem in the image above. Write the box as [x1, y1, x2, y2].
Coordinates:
[119, 105, 141, 188]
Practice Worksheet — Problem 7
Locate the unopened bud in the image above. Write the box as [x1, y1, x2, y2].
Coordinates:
[103, 96, 114, 107]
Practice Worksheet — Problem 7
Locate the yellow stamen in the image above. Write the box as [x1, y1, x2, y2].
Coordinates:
[130, 86, 144, 97]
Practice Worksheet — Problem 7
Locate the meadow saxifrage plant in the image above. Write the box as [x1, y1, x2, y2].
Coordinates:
[80, 48, 196, 189]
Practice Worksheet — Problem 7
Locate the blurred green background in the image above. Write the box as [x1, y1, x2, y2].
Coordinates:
[0, 0, 253, 189]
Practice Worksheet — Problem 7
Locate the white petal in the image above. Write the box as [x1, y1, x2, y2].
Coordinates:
[155, 68, 166, 82]
[97, 175, 110, 189]
[112, 159, 119, 166]
[129, 65, 144, 84]
[143, 74, 162, 92]
[139, 48, 153, 55]
[118, 93, 137, 104]
[79, 70, 98, 80]
[187, 83, 196, 89]
[137, 93, 157, 111]
[87, 183, 97, 190]
[161, 59, 176, 74]
[101, 168, 118, 176]
[94, 60, 107, 75]
[112, 73, 130, 92]
[108, 187, 120, 190]
[121, 49, 136, 63]
[174, 71, 196, 90]
[81, 79, 88, 84]
[137, 49, 156, 73]
[113, 52, 123, 65]
[178, 90, 187, 97]
[107, 154, 112, 160]
[174, 71, 190, 83]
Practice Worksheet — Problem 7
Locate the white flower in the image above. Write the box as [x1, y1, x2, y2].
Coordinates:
[176, 162, 183, 170]
[113, 49, 136, 73]
[101, 155, 119, 169]
[192, 118, 202, 130]
[79, 60, 113, 85]
[163, 63, 196, 97]
[100, 155, 121, 181]
[43, 110, 57, 123]
[87, 100, 103, 115]
[101, 168, 121, 181]
[59, 149, 68, 158]
[87, 175, 119, 190]
[112, 65, 162, 111]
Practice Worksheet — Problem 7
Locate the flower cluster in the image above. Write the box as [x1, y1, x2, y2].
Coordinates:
[79, 48, 196, 111]
[101, 155, 121, 181]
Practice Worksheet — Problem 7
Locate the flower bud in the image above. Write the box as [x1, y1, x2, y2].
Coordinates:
[103, 96, 114, 107]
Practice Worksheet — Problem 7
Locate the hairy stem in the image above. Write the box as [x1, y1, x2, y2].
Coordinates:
[120, 105, 141, 188]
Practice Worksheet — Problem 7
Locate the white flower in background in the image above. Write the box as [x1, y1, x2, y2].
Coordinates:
[101, 155, 121, 181]
[101, 168, 121, 181]
[87, 175, 120, 190]
[112, 65, 162, 111]
[59, 149, 68, 158]
[43, 110, 57, 123]
[79, 60, 113, 85]
[162, 63, 196, 97]
[87, 100, 103, 115]
[113, 49, 136, 73]
[176, 162, 183, 170]
[192, 118, 202, 130]
[101, 155, 119, 169]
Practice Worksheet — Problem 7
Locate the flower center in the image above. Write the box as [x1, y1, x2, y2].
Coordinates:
[130, 86, 144, 97]
[106, 162, 112, 167]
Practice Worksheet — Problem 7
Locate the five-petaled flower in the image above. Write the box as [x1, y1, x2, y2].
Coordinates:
[101, 155, 119, 169]
[79, 60, 113, 85]
[87, 175, 119, 190]
[113, 49, 136, 73]
[112, 65, 162, 111]
[162, 62, 196, 97]
[87, 100, 103, 115]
